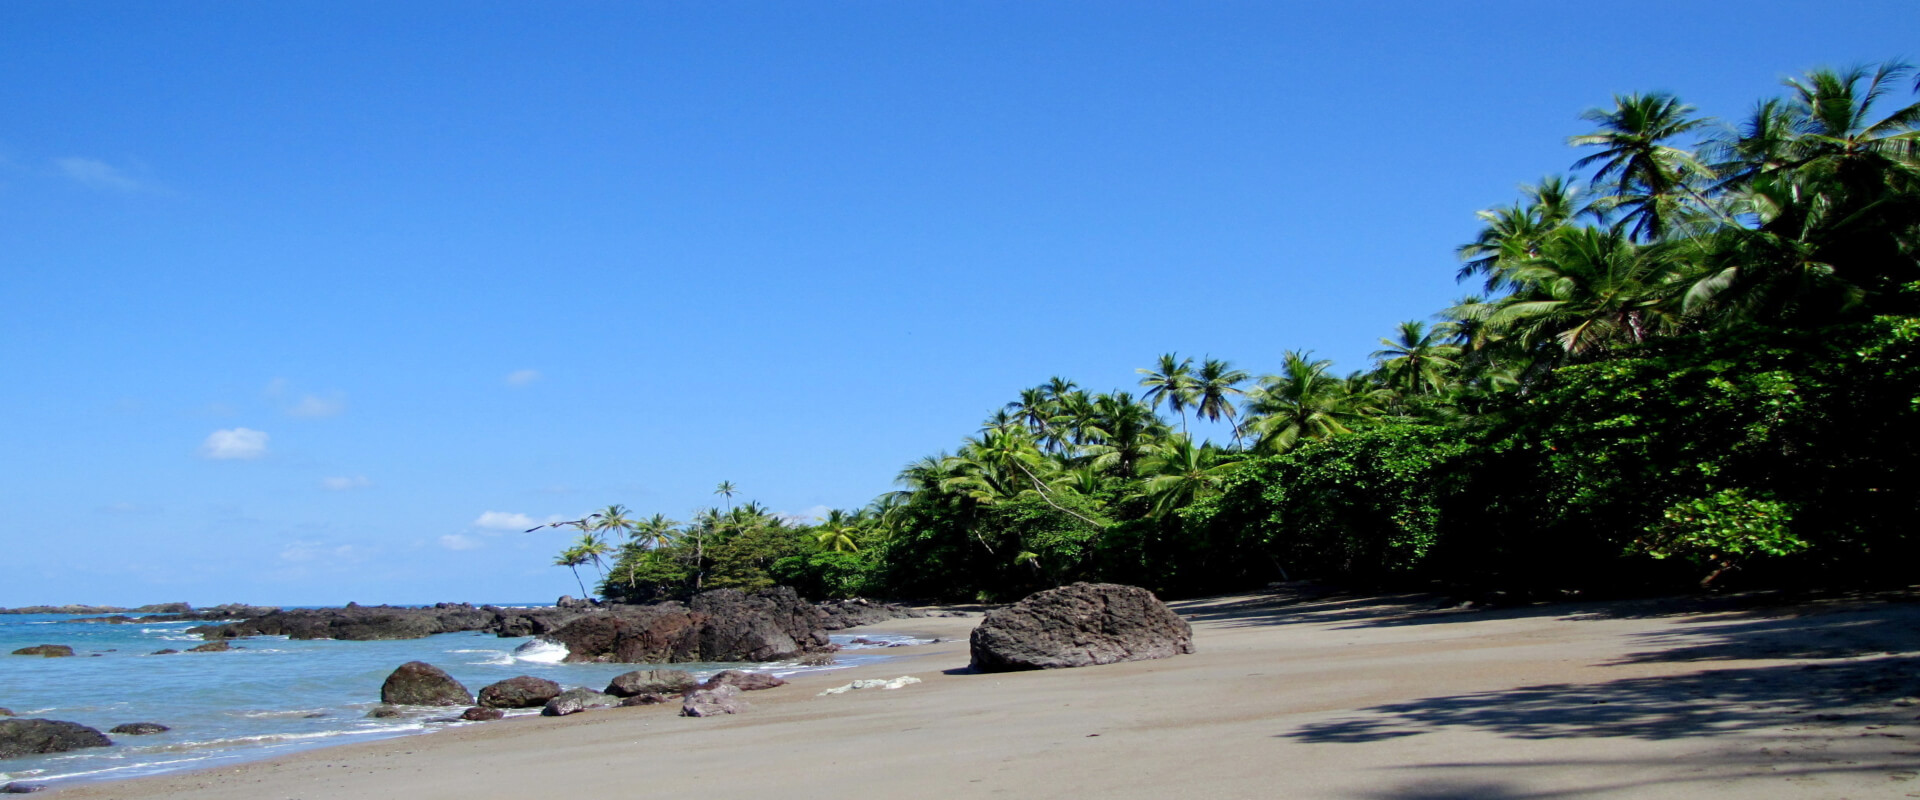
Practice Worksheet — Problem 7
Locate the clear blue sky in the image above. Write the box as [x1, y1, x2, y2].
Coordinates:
[3, 2, 1913, 606]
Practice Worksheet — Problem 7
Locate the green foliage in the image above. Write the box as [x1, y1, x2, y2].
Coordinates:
[1632, 488, 1807, 578]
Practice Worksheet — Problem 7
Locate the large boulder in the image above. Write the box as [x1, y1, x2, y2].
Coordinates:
[540, 688, 616, 717]
[680, 684, 749, 717]
[543, 606, 703, 664]
[690, 587, 830, 662]
[477, 676, 562, 709]
[605, 669, 698, 698]
[10, 645, 73, 658]
[0, 719, 111, 759]
[379, 662, 474, 706]
[969, 583, 1193, 672]
[702, 670, 787, 692]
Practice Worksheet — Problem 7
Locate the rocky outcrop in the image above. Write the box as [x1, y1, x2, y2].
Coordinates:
[0, 709, 12, 717]
[544, 587, 831, 664]
[969, 582, 1193, 673]
[477, 676, 561, 709]
[680, 684, 749, 717]
[150, 649, 180, 656]
[459, 707, 504, 721]
[379, 662, 474, 706]
[543, 605, 703, 664]
[10, 645, 73, 658]
[0, 719, 111, 759]
[198, 604, 497, 641]
[814, 598, 927, 630]
[108, 722, 169, 735]
[540, 688, 616, 717]
[186, 641, 230, 653]
[701, 670, 787, 692]
[605, 669, 698, 698]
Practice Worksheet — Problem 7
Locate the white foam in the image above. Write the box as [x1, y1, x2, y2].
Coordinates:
[818, 675, 922, 696]
[511, 638, 569, 664]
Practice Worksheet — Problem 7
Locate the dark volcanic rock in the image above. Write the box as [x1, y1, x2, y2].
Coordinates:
[540, 688, 616, 717]
[0, 719, 112, 759]
[690, 587, 830, 662]
[133, 602, 193, 614]
[10, 645, 73, 658]
[679, 684, 749, 717]
[0, 709, 11, 717]
[701, 670, 787, 692]
[544, 606, 703, 664]
[1, 782, 45, 793]
[814, 598, 927, 630]
[618, 693, 670, 707]
[969, 582, 1193, 673]
[150, 649, 180, 655]
[108, 722, 169, 735]
[379, 662, 474, 707]
[477, 676, 562, 709]
[186, 641, 230, 653]
[459, 706, 505, 721]
[200, 604, 495, 642]
[604, 669, 698, 698]
[366, 705, 403, 719]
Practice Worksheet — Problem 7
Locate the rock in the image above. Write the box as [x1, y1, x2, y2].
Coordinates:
[379, 662, 474, 706]
[459, 706, 505, 721]
[9, 645, 73, 658]
[186, 641, 230, 653]
[540, 688, 616, 717]
[556, 595, 591, 609]
[814, 598, 926, 630]
[133, 602, 193, 614]
[604, 669, 698, 698]
[799, 653, 838, 666]
[618, 693, 670, 707]
[0, 605, 127, 615]
[0, 719, 112, 759]
[477, 676, 562, 709]
[198, 604, 497, 642]
[1, 782, 45, 793]
[543, 608, 702, 664]
[150, 649, 180, 655]
[108, 722, 169, 735]
[701, 670, 787, 692]
[690, 587, 831, 662]
[818, 676, 922, 696]
[0, 709, 9, 717]
[366, 705, 403, 718]
[969, 582, 1193, 673]
[679, 684, 749, 717]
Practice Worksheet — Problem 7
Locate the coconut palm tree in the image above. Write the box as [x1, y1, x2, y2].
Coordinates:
[714, 481, 737, 513]
[1135, 434, 1242, 518]
[591, 504, 637, 544]
[1487, 226, 1684, 356]
[1569, 92, 1714, 241]
[1137, 353, 1198, 433]
[554, 545, 593, 598]
[1192, 358, 1251, 446]
[1372, 320, 1463, 396]
[631, 513, 678, 550]
[1244, 351, 1370, 453]
[813, 509, 863, 553]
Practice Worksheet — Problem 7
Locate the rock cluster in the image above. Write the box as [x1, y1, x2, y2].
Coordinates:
[969, 582, 1193, 672]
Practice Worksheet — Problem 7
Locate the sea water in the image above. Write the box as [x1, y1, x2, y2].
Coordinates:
[0, 611, 924, 789]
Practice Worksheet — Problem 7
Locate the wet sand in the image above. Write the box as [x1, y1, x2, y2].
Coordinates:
[47, 587, 1920, 799]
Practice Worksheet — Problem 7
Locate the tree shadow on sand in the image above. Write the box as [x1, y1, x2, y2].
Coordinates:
[1286, 652, 1920, 744]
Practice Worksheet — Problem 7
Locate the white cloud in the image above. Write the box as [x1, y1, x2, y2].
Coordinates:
[439, 534, 483, 551]
[287, 393, 345, 418]
[54, 157, 147, 193]
[504, 369, 541, 387]
[475, 511, 537, 530]
[321, 475, 372, 491]
[199, 428, 269, 460]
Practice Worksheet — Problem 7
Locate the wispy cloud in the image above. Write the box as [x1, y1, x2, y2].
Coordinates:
[321, 475, 372, 491]
[439, 534, 483, 551]
[199, 428, 269, 460]
[474, 510, 537, 530]
[287, 393, 345, 418]
[504, 369, 541, 387]
[54, 157, 150, 193]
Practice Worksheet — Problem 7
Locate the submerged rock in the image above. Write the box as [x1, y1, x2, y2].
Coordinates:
[366, 705, 403, 719]
[0, 719, 112, 759]
[186, 641, 230, 653]
[604, 669, 698, 698]
[969, 582, 1193, 672]
[477, 676, 561, 709]
[680, 684, 749, 717]
[149, 649, 180, 655]
[9, 646, 72, 658]
[379, 662, 474, 707]
[540, 688, 616, 717]
[459, 706, 505, 721]
[108, 722, 169, 735]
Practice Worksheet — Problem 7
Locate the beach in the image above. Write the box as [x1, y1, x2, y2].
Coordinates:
[45, 587, 1920, 799]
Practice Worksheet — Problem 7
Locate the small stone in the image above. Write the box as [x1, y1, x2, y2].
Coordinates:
[458, 707, 504, 721]
[366, 705, 403, 719]
[680, 684, 750, 717]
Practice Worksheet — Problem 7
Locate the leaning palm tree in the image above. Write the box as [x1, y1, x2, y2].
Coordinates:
[554, 545, 593, 598]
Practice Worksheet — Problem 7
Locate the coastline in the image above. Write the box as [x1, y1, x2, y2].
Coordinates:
[39, 588, 1920, 799]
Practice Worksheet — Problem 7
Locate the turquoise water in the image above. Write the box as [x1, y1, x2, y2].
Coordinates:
[0, 611, 918, 788]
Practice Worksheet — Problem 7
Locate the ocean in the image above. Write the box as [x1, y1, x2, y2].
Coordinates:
[0, 610, 922, 789]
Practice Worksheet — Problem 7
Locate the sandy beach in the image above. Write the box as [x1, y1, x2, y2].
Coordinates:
[46, 586, 1920, 799]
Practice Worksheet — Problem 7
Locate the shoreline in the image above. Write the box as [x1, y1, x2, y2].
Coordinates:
[38, 587, 1920, 799]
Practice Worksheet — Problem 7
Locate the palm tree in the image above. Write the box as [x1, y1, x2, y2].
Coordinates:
[1487, 226, 1683, 356]
[631, 513, 678, 550]
[1457, 176, 1587, 290]
[590, 504, 637, 544]
[554, 545, 592, 598]
[1192, 358, 1251, 446]
[813, 509, 862, 553]
[1135, 434, 1242, 518]
[1371, 320, 1463, 396]
[1137, 353, 1198, 433]
[714, 481, 737, 514]
[1244, 351, 1371, 453]
[1569, 92, 1714, 241]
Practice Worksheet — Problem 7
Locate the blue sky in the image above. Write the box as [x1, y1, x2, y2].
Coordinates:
[3, 2, 1914, 606]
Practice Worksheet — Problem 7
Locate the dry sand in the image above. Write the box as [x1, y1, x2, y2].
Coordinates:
[48, 586, 1920, 799]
